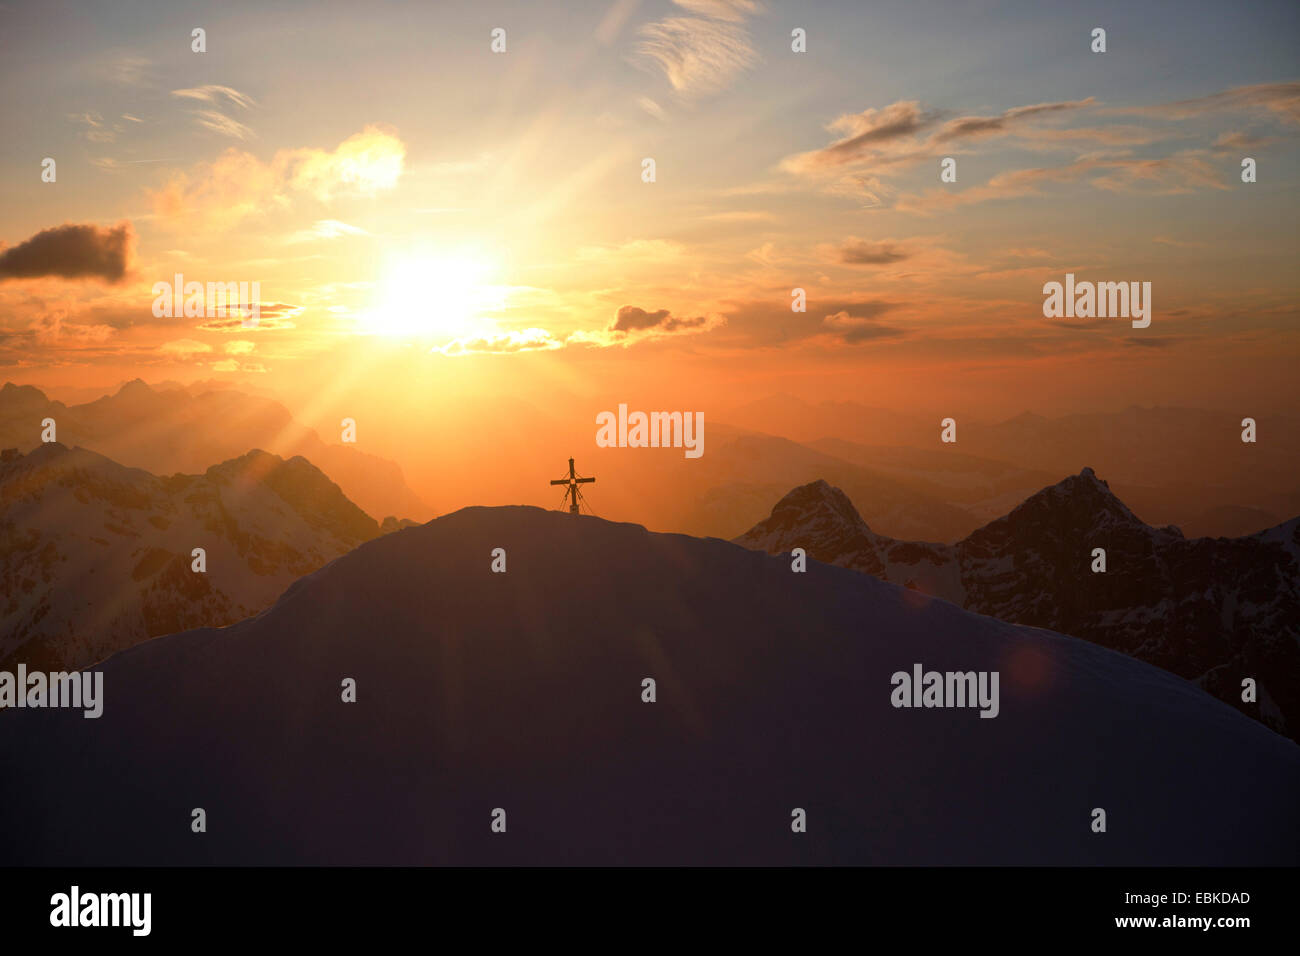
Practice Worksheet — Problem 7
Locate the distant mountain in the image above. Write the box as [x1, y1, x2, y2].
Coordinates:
[1, 506, 1295, 865]
[735, 471, 1300, 739]
[590, 424, 983, 542]
[0, 443, 382, 673]
[803, 438, 1062, 526]
[0, 380, 432, 523]
[720, 397, 1300, 538]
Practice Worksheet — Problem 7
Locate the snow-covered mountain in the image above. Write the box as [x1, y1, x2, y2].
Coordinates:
[0, 380, 432, 522]
[734, 470, 1300, 739]
[0, 443, 381, 672]
[1, 505, 1295, 865]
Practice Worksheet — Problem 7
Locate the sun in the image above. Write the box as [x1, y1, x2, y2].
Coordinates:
[364, 253, 504, 341]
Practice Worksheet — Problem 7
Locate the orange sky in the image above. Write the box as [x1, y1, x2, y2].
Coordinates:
[2, 0, 1298, 436]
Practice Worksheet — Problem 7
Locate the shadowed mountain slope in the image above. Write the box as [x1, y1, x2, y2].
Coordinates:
[2, 505, 1295, 865]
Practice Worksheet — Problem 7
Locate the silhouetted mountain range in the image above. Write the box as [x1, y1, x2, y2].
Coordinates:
[2, 505, 1295, 865]
[0, 380, 431, 522]
[720, 397, 1299, 537]
[735, 471, 1300, 739]
[0, 443, 382, 673]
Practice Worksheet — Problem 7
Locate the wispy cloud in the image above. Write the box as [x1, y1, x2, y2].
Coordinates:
[285, 220, 371, 243]
[895, 151, 1229, 214]
[595, 0, 642, 44]
[172, 85, 257, 139]
[192, 110, 254, 140]
[1114, 81, 1300, 125]
[633, 0, 762, 99]
[171, 85, 257, 109]
[99, 54, 153, 87]
[436, 328, 565, 355]
[781, 98, 1094, 177]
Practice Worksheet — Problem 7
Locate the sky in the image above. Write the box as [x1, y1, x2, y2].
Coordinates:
[1, 0, 1298, 435]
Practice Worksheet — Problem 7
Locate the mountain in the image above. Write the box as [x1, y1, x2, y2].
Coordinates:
[0, 443, 381, 673]
[1, 505, 1295, 865]
[720, 397, 1300, 538]
[0, 380, 432, 522]
[734, 471, 1300, 739]
[588, 425, 983, 542]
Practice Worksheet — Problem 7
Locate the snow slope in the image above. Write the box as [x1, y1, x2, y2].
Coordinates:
[0, 443, 380, 672]
[1, 505, 1295, 865]
[735, 472, 1300, 739]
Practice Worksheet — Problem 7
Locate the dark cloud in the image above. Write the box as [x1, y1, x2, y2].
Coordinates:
[1125, 336, 1183, 348]
[716, 298, 902, 347]
[1046, 319, 1112, 330]
[821, 310, 907, 344]
[610, 305, 707, 334]
[0, 222, 134, 283]
[195, 302, 301, 332]
[839, 239, 910, 265]
[785, 98, 1094, 176]
[802, 102, 944, 169]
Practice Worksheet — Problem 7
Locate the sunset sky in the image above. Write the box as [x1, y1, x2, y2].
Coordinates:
[2, 0, 1298, 437]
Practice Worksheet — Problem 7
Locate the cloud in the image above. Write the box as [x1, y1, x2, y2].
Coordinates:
[930, 99, 1095, 143]
[1212, 131, 1279, 152]
[171, 85, 256, 109]
[822, 310, 907, 344]
[715, 297, 901, 347]
[1013, 124, 1171, 149]
[159, 338, 213, 358]
[596, 0, 642, 44]
[195, 302, 301, 332]
[224, 340, 256, 355]
[286, 220, 370, 243]
[637, 96, 667, 121]
[1125, 336, 1183, 349]
[784, 98, 1098, 178]
[435, 328, 565, 355]
[281, 125, 406, 200]
[171, 85, 257, 140]
[100, 54, 152, 87]
[211, 358, 268, 372]
[149, 125, 405, 231]
[0, 222, 134, 283]
[576, 238, 685, 264]
[895, 151, 1229, 213]
[610, 305, 707, 333]
[68, 111, 121, 143]
[701, 209, 775, 223]
[192, 110, 254, 140]
[672, 0, 762, 20]
[1118, 81, 1300, 125]
[634, 15, 760, 98]
[838, 238, 911, 265]
[783, 102, 942, 173]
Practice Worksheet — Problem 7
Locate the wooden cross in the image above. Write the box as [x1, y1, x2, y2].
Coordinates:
[551, 457, 595, 514]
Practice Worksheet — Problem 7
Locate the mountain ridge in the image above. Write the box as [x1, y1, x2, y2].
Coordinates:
[2, 503, 1296, 865]
[735, 471, 1300, 739]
